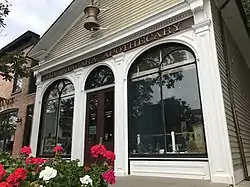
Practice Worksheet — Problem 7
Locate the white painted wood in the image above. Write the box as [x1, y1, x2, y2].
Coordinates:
[191, 1, 234, 184]
[130, 161, 210, 180]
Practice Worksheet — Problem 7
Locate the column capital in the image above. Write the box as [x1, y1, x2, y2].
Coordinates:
[113, 52, 125, 65]
[35, 73, 43, 88]
[192, 20, 211, 34]
[185, 0, 204, 13]
[73, 68, 84, 78]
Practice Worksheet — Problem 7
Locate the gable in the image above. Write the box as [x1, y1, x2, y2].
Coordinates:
[46, 0, 183, 61]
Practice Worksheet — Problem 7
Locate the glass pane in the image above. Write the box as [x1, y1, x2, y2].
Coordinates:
[40, 100, 59, 156]
[47, 88, 60, 100]
[45, 80, 75, 100]
[61, 83, 75, 97]
[87, 94, 98, 144]
[130, 46, 159, 76]
[162, 64, 205, 154]
[0, 111, 18, 153]
[128, 73, 165, 155]
[58, 97, 74, 156]
[162, 50, 195, 67]
[85, 66, 114, 90]
[103, 91, 114, 143]
[23, 105, 34, 146]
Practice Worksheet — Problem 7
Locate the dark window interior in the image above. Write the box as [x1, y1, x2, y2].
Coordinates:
[28, 71, 36, 94]
[38, 79, 75, 158]
[23, 105, 34, 146]
[0, 110, 18, 153]
[128, 43, 206, 158]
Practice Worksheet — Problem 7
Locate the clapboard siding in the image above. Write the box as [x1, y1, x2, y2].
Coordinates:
[223, 10, 250, 183]
[211, 0, 244, 181]
[47, 0, 182, 60]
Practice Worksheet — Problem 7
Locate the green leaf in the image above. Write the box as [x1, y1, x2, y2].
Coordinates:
[20, 181, 31, 187]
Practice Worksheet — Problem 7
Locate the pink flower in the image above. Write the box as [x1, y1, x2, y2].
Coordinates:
[105, 151, 116, 162]
[0, 164, 6, 179]
[90, 144, 106, 158]
[0, 182, 11, 187]
[102, 170, 115, 184]
[6, 173, 20, 186]
[20, 146, 31, 156]
[6, 168, 28, 186]
[26, 157, 47, 165]
[53, 145, 63, 153]
[14, 168, 28, 180]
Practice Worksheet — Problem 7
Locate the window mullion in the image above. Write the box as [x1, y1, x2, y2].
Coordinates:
[55, 98, 61, 147]
[159, 49, 168, 155]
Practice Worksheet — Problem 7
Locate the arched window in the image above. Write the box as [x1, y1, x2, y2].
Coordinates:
[85, 65, 114, 90]
[128, 43, 206, 158]
[38, 79, 75, 157]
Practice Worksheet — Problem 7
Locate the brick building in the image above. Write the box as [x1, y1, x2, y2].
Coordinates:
[0, 31, 39, 156]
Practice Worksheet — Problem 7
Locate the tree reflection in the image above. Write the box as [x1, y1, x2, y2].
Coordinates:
[128, 44, 205, 155]
[0, 111, 18, 153]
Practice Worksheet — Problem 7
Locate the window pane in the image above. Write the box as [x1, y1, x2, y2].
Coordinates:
[40, 100, 59, 156]
[61, 83, 75, 97]
[13, 77, 23, 93]
[129, 73, 165, 155]
[47, 88, 60, 100]
[23, 105, 34, 146]
[58, 97, 74, 156]
[162, 64, 205, 154]
[162, 50, 195, 67]
[39, 79, 75, 157]
[0, 111, 18, 153]
[85, 66, 114, 90]
[28, 72, 37, 94]
[104, 91, 114, 143]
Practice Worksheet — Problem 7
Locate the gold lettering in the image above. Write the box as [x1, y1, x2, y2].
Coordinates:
[173, 23, 181, 32]
[146, 34, 154, 42]
[163, 27, 172, 35]
[92, 57, 97, 63]
[122, 44, 128, 51]
[153, 32, 162, 40]
[138, 37, 146, 46]
[103, 52, 108, 59]
[116, 46, 123, 54]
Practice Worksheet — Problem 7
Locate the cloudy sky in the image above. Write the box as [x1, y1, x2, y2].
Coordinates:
[0, 0, 73, 49]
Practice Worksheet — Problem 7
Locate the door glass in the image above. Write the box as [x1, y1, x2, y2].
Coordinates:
[88, 94, 98, 145]
[103, 91, 114, 144]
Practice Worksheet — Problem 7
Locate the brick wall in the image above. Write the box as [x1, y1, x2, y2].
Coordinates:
[0, 46, 36, 156]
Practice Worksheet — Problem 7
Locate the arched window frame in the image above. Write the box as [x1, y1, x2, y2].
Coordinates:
[128, 43, 207, 158]
[85, 65, 115, 91]
[38, 79, 75, 158]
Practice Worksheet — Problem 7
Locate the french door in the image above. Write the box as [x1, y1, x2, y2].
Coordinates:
[84, 88, 114, 164]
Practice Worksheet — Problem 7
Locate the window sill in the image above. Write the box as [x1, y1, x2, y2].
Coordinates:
[11, 90, 22, 96]
[27, 92, 36, 97]
[129, 153, 208, 159]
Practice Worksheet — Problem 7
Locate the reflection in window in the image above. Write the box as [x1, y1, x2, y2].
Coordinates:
[39, 79, 75, 157]
[128, 43, 206, 157]
[85, 66, 114, 90]
[12, 76, 23, 93]
[23, 105, 34, 146]
[0, 110, 18, 153]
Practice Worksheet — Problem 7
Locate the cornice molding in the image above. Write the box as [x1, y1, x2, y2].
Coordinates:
[192, 20, 211, 34]
[41, 13, 194, 81]
[185, 0, 204, 13]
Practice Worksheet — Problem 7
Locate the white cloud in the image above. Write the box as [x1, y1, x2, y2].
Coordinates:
[0, 0, 73, 48]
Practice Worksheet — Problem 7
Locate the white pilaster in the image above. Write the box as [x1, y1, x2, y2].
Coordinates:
[30, 73, 43, 156]
[113, 53, 126, 176]
[193, 18, 234, 184]
[71, 68, 85, 161]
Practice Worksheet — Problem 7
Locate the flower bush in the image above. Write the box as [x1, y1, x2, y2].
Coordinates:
[0, 144, 116, 187]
